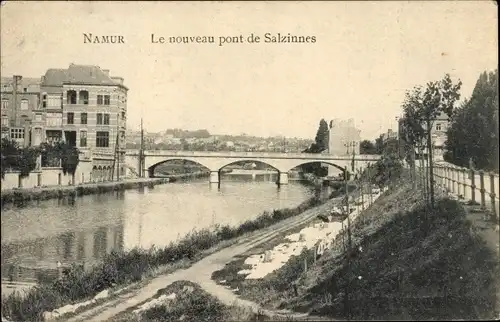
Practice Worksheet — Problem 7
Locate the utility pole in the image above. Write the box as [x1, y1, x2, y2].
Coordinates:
[111, 116, 119, 181]
[343, 165, 352, 320]
[139, 118, 144, 178]
[12, 75, 22, 127]
[116, 113, 121, 181]
[426, 116, 435, 207]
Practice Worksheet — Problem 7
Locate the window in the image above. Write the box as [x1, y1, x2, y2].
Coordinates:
[46, 130, 62, 144]
[78, 91, 89, 105]
[97, 95, 103, 105]
[103, 114, 110, 125]
[67, 90, 77, 104]
[42, 94, 47, 109]
[436, 123, 442, 131]
[81, 112, 87, 124]
[104, 95, 110, 105]
[46, 113, 63, 127]
[1, 116, 8, 126]
[121, 111, 126, 120]
[97, 113, 103, 125]
[67, 112, 74, 125]
[20, 99, 28, 110]
[23, 88, 27, 93]
[1, 99, 8, 110]
[80, 130, 87, 147]
[10, 128, 24, 139]
[96, 131, 109, 147]
[47, 95, 62, 109]
[35, 114, 42, 122]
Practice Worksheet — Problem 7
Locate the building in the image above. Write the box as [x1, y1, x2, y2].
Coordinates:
[1, 64, 128, 179]
[381, 129, 398, 143]
[1, 76, 42, 146]
[397, 112, 449, 161]
[327, 118, 361, 155]
[40, 64, 128, 177]
[430, 112, 449, 161]
[327, 118, 362, 176]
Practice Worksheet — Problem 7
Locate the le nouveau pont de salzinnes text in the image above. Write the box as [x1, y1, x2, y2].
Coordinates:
[150, 33, 317, 46]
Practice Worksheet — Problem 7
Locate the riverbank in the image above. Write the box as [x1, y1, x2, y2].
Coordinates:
[110, 280, 324, 322]
[1, 183, 339, 322]
[213, 182, 499, 320]
[0, 171, 209, 206]
[68, 192, 352, 322]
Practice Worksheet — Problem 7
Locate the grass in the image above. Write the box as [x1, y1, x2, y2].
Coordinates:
[1, 192, 328, 322]
[211, 182, 499, 320]
[284, 184, 499, 320]
[211, 216, 327, 296]
[111, 280, 319, 322]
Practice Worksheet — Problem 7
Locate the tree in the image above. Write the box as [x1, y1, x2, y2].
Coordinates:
[374, 135, 385, 154]
[314, 118, 330, 152]
[359, 140, 377, 154]
[1, 138, 21, 179]
[39, 141, 80, 183]
[401, 74, 462, 207]
[383, 138, 399, 156]
[0, 138, 40, 179]
[302, 119, 330, 176]
[444, 70, 499, 171]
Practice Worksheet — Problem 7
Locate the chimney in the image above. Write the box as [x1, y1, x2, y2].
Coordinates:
[111, 76, 124, 85]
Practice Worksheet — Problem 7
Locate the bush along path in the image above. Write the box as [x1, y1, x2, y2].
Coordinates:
[60, 192, 352, 322]
[2, 183, 351, 322]
[272, 183, 499, 320]
[68, 186, 373, 322]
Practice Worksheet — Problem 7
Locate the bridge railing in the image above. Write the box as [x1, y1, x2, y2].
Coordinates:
[125, 149, 381, 160]
[433, 162, 499, 218]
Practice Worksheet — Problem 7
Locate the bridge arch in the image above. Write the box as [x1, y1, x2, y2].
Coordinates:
[286, 160, 347, 174]
[148, 158, 211, 177]
[217, 159, 280, 172]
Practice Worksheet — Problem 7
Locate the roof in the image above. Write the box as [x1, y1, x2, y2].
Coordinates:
[42, 64, 127, 89]
[1, 77, 41, 90]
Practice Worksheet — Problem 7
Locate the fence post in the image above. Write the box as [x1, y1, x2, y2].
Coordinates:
[439, 166, 444, 190]
[479, 171, 486, 211]
[456, 167, 461, 197]
[361, 187, 365, 210]
[462, 168, 467, 200]
[490, 173, 497, 219]
[451, 167, 455, 195]
[434, 165, 441, 188]
[470, 168, 476, 204]
[446, 167, 452, 193]
[314, 245, 317, 265]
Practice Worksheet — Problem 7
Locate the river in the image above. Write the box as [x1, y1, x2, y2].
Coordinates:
[1, 172, 327, 296]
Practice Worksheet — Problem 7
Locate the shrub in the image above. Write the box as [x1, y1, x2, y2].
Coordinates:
[2, 193, 332, 321]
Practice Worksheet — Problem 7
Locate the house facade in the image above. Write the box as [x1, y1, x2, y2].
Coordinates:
[1, 64, 128, 182]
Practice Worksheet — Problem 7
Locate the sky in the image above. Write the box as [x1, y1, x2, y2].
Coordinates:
[1, 1, 497, 140]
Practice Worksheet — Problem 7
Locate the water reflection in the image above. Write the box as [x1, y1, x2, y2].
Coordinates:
[1, 177, 316, 289]
[1, 221, 124, 284]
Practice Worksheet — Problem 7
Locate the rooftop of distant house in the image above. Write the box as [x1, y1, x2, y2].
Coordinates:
[1, 77, 41, 93]
[1, 64, 127, 93]
[42, 64, 127, 90]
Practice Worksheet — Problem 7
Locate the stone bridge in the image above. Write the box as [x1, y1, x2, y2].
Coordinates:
[125, 150, 381, 185]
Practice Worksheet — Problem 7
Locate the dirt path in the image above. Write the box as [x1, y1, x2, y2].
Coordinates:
[67, 197, 343, 322]
[462, 202, 500, 313]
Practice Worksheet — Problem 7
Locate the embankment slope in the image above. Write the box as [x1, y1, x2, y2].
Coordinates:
[280, 183, 499, 320]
